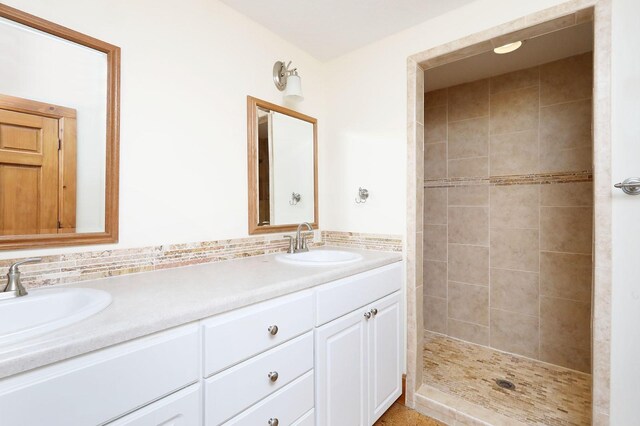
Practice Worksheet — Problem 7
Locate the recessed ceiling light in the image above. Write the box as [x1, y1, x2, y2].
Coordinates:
[493, 41, 523, 54]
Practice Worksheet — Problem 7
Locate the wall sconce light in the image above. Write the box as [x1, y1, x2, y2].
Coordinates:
[273, 60, 304, 101]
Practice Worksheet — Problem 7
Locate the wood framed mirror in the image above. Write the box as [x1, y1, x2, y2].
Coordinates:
[247, 96, 318, 234]
[0, 4, 120, 250]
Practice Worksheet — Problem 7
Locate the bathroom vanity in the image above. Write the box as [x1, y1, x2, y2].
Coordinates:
[0, 248, 403, 425]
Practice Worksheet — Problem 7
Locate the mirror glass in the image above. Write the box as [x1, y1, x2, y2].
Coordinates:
[248, 97, 317, 234]
[0, 16, 107, 236]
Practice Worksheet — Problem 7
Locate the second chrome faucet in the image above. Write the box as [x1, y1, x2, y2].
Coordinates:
[285, 222, 313, 253]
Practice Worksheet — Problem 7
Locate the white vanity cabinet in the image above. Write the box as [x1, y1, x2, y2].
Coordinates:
[0, 324, 200, 426]
[0, 261, 402, 426]
[315, 263, 403, 426]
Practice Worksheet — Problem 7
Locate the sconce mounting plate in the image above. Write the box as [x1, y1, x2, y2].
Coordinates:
[273, 61, 287, 91]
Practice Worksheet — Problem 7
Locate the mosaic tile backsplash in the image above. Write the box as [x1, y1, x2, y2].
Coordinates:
[0, 231, 402, 290]
[423, 52, 594, 373]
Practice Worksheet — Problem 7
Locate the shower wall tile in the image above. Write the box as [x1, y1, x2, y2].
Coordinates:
[540, 52, 593, 106]
[424, 188, 447, 225]
[425, 143, 447, 179]
[540, 99, 593, 172]
[448, 185, 489, 206]
[490, 268, 539, 316]
[447, 156, 488, 178]
[490, 130, 539, 176]
[490, 309, 540, 359]
[447, 117, 488, 159]
[448, 244, 489, 286]
[490, 185, 540, 229]
[490, 228, 539, 272]
[540, 206, 593, 254]
[490, 66, 539, 94]
[448, 319, 489, 346]
[540, 181, 593, 206]
[447, 79, 489, 122]
[540, 251, 592, 302]
[425, 87, 447, 107]
[425, 106, 447, 143]
[424, 259, 447, 298]
[490, 86, 539, 135]
[448, 281, 489, 325]
[448, 207, 489, 245]
[424, 295, 447, 333]
[540, 296, 591, 372]
[540, 145, 592, 174]
[424, 224, 447, 261]
[423, 53, 593, 369]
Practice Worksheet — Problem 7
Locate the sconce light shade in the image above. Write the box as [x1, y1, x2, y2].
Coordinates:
[284, 74, 304, 101]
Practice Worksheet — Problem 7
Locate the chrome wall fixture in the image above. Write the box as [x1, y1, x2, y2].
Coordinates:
[289, 192, 301, 205]
[273, 60, 304, 100]
[614, 177, 640, 195]
[355, 187, 369, 204]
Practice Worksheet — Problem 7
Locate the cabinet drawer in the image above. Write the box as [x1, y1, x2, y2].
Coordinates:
[0, 324, 199, 426]
[221, 370, 314, 426]
[109, 383, 201, 425]
[292, 409, 315, 426]
[202, 290, 314, 376]
[205, 332, 313, 425]
[316, 262, 401, 325]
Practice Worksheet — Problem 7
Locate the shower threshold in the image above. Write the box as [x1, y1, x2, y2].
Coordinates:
[416, 331, 591, 426]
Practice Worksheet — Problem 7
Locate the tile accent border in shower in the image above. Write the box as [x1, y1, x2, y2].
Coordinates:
[0, 230, 402, 290]
[424, 170, 593, 188]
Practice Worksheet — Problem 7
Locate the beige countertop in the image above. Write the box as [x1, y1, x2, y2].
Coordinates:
[0, 247, 402, 380]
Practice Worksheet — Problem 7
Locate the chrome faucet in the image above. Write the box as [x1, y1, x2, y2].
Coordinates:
[295, 222, 313, 252]
[284, 223, 314, 253]
[0, 258, 41, 301]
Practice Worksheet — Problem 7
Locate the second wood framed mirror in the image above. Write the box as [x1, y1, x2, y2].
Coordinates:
[247, 96, 318, 234]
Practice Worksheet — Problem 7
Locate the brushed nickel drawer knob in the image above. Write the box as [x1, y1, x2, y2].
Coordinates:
[268, 325, 279, 335]
[364, 311, 372, 319]
[370, 308, 378, 317]
[268, 371, 279, 382]
[268, 418, 279, 426]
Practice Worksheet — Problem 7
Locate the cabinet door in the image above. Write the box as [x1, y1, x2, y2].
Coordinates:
[315, 307, 368, 426]
[368, 292, 402, 424]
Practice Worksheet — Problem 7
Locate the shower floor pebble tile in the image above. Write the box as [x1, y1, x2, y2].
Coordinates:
[423, 331, 591, 425]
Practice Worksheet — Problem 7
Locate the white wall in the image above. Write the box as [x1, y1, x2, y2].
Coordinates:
[610, 0, 640, 422]
[0, 17, 107, 232]
[0, 0, 325, 259]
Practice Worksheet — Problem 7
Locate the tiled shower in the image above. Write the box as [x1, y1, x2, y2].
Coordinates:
[422, 52, 594, 423]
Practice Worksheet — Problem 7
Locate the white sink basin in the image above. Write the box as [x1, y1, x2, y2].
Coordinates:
[0, 288, 112, 346]
[276, 249, 363, 266]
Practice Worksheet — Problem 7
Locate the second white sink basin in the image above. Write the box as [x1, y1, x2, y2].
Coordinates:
[276, 249, 363, 266]
[0, 288, 112, 346]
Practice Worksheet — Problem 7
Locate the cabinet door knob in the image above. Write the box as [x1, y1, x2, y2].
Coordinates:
[268, 371, 279, 382]
[364, 311, 372, 319]
[370, 308, 378, 317]
[268, 418, 279, 426]
[268, 325, 279, 335]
